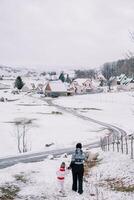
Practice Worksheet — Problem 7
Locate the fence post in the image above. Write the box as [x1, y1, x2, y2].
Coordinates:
[131, 136, 133, 159]
[108, 136, 110, 151]
[100, 137, 104, 151]
[112, 136, 115, 152]
[100, 138, 102, 150]
[117, 137, 120, 152]
[104, 137, 107, 151]
[121, 135, 123, 154]
[125, 137, 128, 155]
[102, 137, 106, 151]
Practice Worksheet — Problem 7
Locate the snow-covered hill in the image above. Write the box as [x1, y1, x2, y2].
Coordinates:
[0, 65, 38, 78]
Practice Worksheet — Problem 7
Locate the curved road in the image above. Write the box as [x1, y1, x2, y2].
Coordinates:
[46, 98, 126, 138]
[0, 97, 127, 169]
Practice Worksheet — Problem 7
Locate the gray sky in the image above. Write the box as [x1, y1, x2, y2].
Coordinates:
[0, 0, 134, 70]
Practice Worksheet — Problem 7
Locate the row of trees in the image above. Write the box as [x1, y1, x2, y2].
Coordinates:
[101, 30, 134, 80]
[59, 72, 72, 83]
[101, 57, 134, 80]
[59, 57, 134, 82]
[72, 57, 134, 84]
[74, 69, 96, 79]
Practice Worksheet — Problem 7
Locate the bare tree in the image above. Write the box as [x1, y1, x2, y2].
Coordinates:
[101, 62, 116, 80]
[14, 118, 36, 153]
[129, 31, 134, 42]
[125, 31, 134, 59]
[75, 69, 96, 79]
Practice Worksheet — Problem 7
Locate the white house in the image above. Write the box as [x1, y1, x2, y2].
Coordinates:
[71, 78, 92, 94]
[21, 82, 35, 92]
[117, 74, 127, 85]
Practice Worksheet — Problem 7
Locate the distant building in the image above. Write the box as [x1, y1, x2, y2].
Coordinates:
[117, 74, 127, 85]
[21, 83, 35, 92]
[116, 74, 134, 91]
[71, 78, 92, 94]
[44, 80, 68, 97]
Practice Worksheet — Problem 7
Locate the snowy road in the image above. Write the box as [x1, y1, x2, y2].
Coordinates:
[0, 142, 99, 169]
[0, 97, 127, 169]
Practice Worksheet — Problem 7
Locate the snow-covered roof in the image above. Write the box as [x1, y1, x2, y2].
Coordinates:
[48, 80, 67, 92]
[97, 74, 106, 80]
[73, 78, 91, 85]
[117, 74, 126, 81]
[122, 77, 133, 85]
[91, 79, 100, 87]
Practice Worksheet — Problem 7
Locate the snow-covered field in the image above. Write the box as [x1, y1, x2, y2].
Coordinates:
[55, 92, 134, 135]
[0, 90, 105, 157]
[0, 88, 134, 199]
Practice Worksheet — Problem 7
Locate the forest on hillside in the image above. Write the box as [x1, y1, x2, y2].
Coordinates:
[75, 57, 134, 80]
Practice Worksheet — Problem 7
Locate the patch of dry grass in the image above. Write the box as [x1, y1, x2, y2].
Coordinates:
[100, 178, 134, 192]
[14, 173, 28, 184]
[0, 184, 20, 200]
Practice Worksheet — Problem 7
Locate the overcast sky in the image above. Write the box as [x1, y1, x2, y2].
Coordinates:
[0, 0, 134, 70]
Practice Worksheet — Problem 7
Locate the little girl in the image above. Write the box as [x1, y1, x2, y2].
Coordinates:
[56, 162, 69, 195]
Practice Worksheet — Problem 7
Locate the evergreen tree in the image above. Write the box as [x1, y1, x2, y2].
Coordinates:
[14, 76, 24, 90]
[66, 74, 71, 83]
[59, 72, 65, 82]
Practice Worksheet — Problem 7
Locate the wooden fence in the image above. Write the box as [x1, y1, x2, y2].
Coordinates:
[100, 134, 134, 159]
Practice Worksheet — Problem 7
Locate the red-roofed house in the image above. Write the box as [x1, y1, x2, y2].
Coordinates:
[44, 80, 68, 97]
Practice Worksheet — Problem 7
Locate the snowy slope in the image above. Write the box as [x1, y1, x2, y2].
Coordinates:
[0, 148, 133, 200]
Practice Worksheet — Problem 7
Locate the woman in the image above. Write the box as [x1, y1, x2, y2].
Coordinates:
[69, 143, 85, 194]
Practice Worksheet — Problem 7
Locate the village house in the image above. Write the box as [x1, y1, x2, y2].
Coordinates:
[36, 83, 44, 94]
[71, 78, 93, 94]
[116, 74, 134, 91]
[21, 82, 36, 92]
[32, 80, 48, 94]
[44, 80, 68, 97]
[66, 86, 75, 96]
[121, 77, 133, 85]
[117, 74, 127, 85]
[109, 76, 117, 86]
